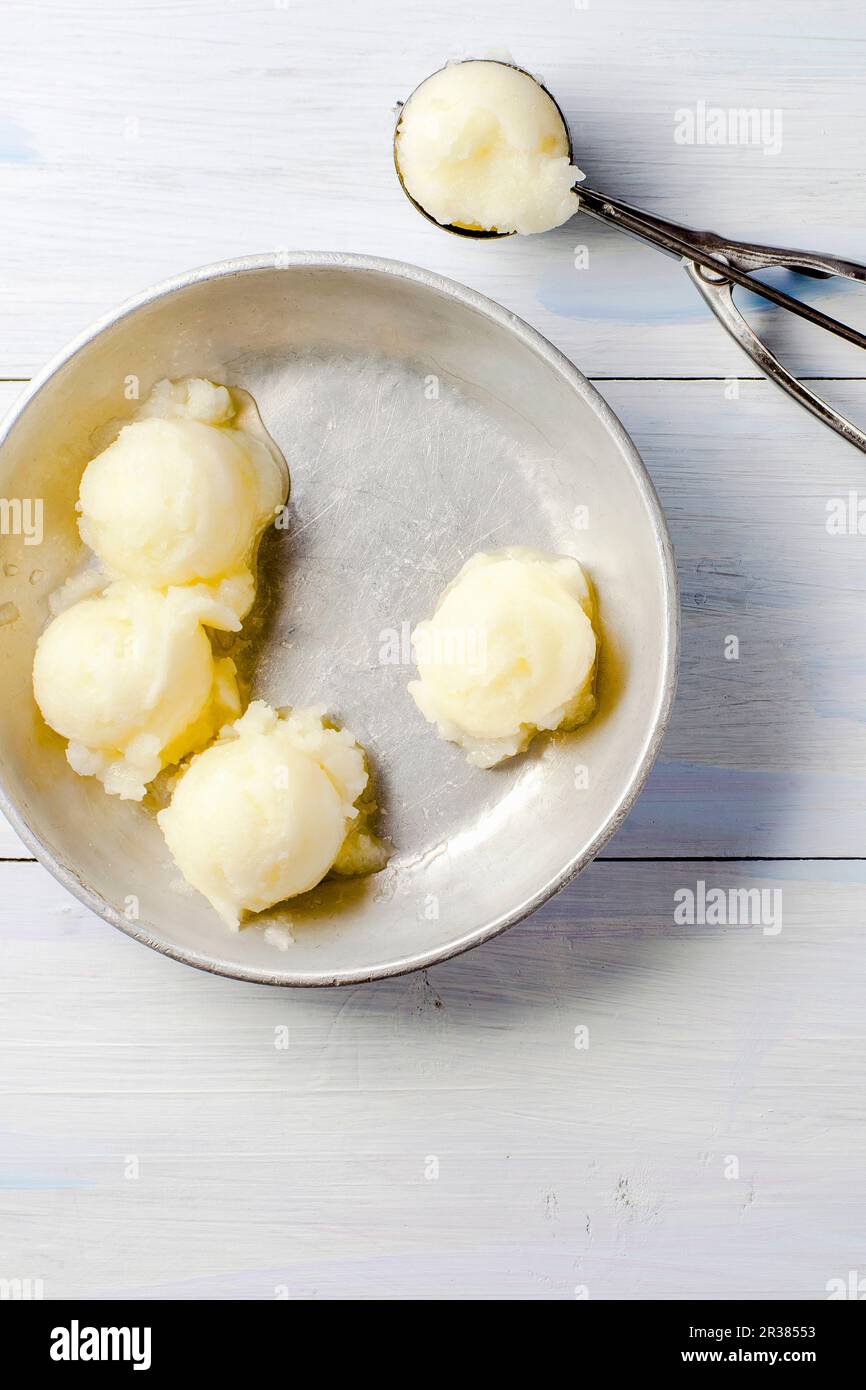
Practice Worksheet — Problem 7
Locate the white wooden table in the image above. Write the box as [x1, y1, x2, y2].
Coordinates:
[1, 0, 865, 1301]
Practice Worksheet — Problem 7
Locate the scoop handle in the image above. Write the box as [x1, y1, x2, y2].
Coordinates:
[578, 183, 866, 452]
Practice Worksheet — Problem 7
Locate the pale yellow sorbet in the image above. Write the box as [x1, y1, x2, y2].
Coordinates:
[77, 378, 287, 630]
[32, 583, 241, 800]
[158, 701, 387, 929]
[408, 547, 598, 766]
[395, 60, 582, 235]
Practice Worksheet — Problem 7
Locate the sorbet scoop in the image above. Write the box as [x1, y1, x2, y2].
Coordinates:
[395, 60, 866, 453]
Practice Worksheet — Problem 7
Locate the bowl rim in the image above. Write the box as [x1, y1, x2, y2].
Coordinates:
[0, 251, 680, 987]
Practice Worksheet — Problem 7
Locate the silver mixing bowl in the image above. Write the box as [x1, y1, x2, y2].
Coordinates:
[0, 253, 679, 985]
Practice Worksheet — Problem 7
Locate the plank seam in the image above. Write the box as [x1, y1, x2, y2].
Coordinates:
[2, 855, 864, 865]
[3, 376, 866, 385]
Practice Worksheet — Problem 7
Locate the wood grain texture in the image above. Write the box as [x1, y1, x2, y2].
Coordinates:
[1, 0, 865, 1303]
[0, 0, 865, 377]
[0, 859, 863, 1300]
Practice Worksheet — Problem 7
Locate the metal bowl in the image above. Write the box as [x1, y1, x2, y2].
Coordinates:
[0, 253, 678, 986]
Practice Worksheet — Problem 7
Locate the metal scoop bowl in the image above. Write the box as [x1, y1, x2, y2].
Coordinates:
[395, 59, 866, 452]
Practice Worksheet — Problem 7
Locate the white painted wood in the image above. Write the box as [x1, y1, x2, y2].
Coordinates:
[0, 818, 27, 857]
[2, 0, 866, 1304]
[603, 376, 866, 855]
[0, 0, 865, 377]
[0, 859, 863, 1300]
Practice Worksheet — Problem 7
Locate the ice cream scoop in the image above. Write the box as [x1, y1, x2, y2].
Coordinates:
[395, 60, 866, 453]
[394, 59, 582, 236]
[77, 378, 288, 629]
[408, 547, 598, 766]
[157, 701, 386, 928]
[32, 583, 241, 800]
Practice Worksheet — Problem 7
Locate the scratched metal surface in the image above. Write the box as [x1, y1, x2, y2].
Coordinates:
[0, 256, 676, 983]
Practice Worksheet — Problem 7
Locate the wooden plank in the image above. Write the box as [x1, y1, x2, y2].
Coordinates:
[1, 0, 865, 377]
[1, 0, 864, 1312]
[0, 381, 25, 410]
[602, 377, 866, 854]
[3, 377, 866, 858]
[0, 858, 862, 1299]
[0, 818, 28, 858]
